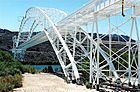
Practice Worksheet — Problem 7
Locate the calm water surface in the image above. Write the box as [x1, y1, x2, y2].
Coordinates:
[31, 65, 61, 72]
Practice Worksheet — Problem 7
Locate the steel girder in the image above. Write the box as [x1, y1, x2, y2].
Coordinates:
[12, 0, 140, 90]
[12, 7, 81, 82]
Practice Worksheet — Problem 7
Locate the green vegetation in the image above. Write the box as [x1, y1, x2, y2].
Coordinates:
[41, 67, 48, 73]
[41, 65, 54, 73]
[79, 58, 91, 88]
[0, 50, 37, 92]
[0, 74, 22, 92]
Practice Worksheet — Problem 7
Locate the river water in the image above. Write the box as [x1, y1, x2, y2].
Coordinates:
[31, 65, 61, 72]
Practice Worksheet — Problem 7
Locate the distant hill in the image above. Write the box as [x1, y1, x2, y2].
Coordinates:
[0, 28, 18, 51]
[0, 28, 135, 64]
[0, 28, 58, 64]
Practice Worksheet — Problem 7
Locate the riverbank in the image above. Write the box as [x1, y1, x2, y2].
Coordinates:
[13, 73, 96, 92]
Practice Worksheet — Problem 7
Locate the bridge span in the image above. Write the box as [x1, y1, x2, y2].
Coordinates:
[12, 0, 140, 91]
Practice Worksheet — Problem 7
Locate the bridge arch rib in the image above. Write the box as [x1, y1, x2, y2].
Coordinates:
[12, 0, 140, 90]
[13, 7, 81, 83]
[16, 7, 67, 47]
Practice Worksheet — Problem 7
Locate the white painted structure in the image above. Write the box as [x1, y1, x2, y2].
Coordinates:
[12, 0, 140, 91]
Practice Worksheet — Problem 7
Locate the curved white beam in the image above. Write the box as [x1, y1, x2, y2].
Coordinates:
[13, 7, 80, 80]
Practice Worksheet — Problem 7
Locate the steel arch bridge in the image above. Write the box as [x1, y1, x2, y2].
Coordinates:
[12, 0, 140, 91]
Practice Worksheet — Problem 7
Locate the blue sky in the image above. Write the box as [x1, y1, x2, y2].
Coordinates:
[0, 0, 139, 40]
[0, 0, 89, 31]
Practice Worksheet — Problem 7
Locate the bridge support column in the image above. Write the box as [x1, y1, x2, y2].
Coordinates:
[96, 18, 100, 91]
[12, 49, 25, 61]
[72, 20, 77, 82]
[128, 17, 134, 86]
[138, 41, 140, 88]
[89, 22, 94, 83]
[108, 16, 112, 79]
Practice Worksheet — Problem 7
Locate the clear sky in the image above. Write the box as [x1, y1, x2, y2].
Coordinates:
[0, 0, 89, 31]
[0, 0, 139, 40]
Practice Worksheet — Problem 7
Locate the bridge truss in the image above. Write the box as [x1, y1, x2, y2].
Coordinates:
[12, 0, 140, 91]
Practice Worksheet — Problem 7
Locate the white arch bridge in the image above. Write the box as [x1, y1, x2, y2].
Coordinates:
[12, 0, 140, 91]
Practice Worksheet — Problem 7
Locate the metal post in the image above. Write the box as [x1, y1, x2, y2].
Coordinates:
[96, 18, 100, 91]
[86, 24, 89, 52]
[128, 17, 134, 86]
[57, 38, 60, 51]
[90, 22, 94, 83]
[71, 15, 77, 81]
[73, 18, 76, 58]
[138, 41, 140, 87]
[64, 28, 67, 67]
[79, 28, 81, 42]
[135, 17, 140, 87]
[108, 16, 112, 78]
[72, 19, 77, 81]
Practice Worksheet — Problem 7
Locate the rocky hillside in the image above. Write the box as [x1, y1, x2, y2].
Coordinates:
[25, 41, 58, 65]
[0, 28, 58, 64]
[0, 29, 17, 51]
[0, 28, 135, 65]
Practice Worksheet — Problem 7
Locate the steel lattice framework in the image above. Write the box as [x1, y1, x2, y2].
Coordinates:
[12, 0, 140, 91]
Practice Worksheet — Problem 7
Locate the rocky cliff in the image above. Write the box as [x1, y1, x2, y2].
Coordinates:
[0, 28, 58, 64]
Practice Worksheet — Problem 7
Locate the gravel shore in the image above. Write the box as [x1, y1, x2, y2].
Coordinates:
[13, 73, 96, 92]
